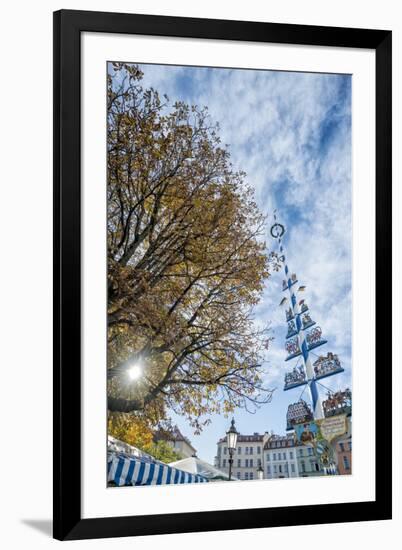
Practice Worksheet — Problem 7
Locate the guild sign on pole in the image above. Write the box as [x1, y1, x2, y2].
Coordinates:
[317, 414, 347, 443]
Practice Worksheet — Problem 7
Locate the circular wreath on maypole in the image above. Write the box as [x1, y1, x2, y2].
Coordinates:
[270, 222, 285, 239]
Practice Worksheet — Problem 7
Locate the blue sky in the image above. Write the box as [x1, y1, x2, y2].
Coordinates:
[111, 62, 352, 464]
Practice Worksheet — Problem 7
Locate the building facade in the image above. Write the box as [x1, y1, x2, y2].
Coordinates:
[295, 443, 321, 476]
[264, 433, 321, 478]
[215, 430, 323, 480]
[154, 425, 197, 459]
[215, 433, 267, 481]
[335, 436, 352, 475]
[264, 434, 299, 478]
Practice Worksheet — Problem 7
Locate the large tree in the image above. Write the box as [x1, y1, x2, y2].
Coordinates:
[107, 63, 278, 432]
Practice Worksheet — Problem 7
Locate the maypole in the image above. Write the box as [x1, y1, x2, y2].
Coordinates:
[270, 213, 327, 420]
[270, 212, 349, 475]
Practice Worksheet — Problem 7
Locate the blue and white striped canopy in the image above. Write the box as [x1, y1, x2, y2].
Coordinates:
[108, 453, 208, 486]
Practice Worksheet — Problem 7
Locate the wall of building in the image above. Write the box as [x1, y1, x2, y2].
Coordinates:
[216, 436, 267, 480]
[168, 439, 196, 459]
[296, 445, 321, 476]
[265, 446, 299, 478]
[217, 433, 324, 479]
[336, 437, 352, 475]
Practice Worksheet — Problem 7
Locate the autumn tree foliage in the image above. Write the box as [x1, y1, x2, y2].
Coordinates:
[107, 63, 277, 432]
[108, 414, 183, 462]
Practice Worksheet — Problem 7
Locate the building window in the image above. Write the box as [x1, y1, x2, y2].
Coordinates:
[267, 465, 271, 474]
[291, 463, 295, 473]
[273, 453, 276, 461]
[245, 447, 249, 454]
[299, 448, 304, 457]
[257, 446, 261, 454]
[343, 455, 350, 470]
[273, 465, 277, 474]
[237, 459, 241, 467]
[284, 463, 288, 473]
[250, 472, 254, 480]
[250, 459, 253, 467]
[314, 462, 320, 472]
[257, 458, 261, 467]
[237, 471, 241, 480]
[279, 465, 282, 473]
[223, 459, 226, 467]
[245, 472, 249, 480]
[289, 451, 294, 460]
[217, 447, 221, 456]
[238, 446, 241, 454]
[339, 442, 345, 452]
[245, 459, 249, 468]
[266, 453, 270, 462]
[224, 447, 227, 455]
[282, 452, 286, 460]
[250, 447, 253, 455]
[308, 447, 313, 456]
[301, 460, 306, 473]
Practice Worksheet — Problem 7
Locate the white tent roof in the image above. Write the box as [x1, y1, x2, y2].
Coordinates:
[108, 435, 157, 462]
[169, 457, 230, 481]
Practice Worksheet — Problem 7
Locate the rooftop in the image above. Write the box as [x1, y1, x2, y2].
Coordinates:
[218, 433, 265, 444]
[264, 434, 296, 450]
[154, 425, 197, 452]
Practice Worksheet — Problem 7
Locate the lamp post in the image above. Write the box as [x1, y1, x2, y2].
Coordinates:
[257, 464, 264, 481]
[226, 418, 238, 481]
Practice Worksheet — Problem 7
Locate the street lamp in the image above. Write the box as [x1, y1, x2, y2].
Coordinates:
[226, 418, 238, 481]
[257, 464, 264, 481]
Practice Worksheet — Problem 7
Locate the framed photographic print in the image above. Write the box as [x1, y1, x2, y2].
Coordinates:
[53, 9, 392, 541]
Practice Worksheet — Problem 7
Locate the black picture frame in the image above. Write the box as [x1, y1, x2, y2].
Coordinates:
[53, 9, 392, 541]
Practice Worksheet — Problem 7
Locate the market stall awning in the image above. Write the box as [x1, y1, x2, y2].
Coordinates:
[169, 457, 230, 481]
[108, 453, 208, 486]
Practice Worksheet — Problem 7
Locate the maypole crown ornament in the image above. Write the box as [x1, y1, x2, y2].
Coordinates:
[270, 222, 285, 239]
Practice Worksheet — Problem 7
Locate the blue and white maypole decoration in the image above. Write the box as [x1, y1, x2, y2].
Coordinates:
[270, 213, 327, 420]
[271, 212, 349, 476]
